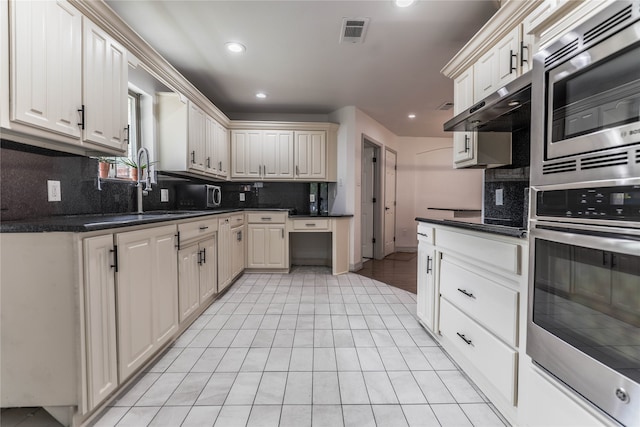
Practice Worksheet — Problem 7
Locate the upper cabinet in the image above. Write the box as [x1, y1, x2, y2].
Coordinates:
[157, 93, 229, 180]
[6, 0, 128, 155]
[473, 26, 522, 103]
[230, 123, 337, 182]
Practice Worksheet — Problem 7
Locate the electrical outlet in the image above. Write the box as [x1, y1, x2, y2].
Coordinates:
[47, 180, 61, 202]
[239, 193, 245, 202]
[161, 189, 169, 202]
[496, 188, 504, 206]
[310, 194, 316, 203]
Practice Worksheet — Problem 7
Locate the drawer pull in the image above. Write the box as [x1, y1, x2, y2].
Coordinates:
[457, 332, 473, 346]
[199, 226, 209, 230]
[457, 288, 475, 299]
[261, 217, 272, 221]
[306, 223, 316, 227]
[426, 256, 433, 274]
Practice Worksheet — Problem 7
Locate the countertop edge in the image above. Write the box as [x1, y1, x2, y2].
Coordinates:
[416, 217, 528, 238]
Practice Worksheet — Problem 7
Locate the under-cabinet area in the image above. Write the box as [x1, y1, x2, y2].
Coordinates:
[0, 210, 352, 426]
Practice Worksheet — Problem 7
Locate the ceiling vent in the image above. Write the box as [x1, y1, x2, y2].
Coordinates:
[436, 102, 455, 111]
[340, 18, 370, 44]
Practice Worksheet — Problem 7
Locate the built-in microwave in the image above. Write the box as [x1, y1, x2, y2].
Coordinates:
[531, 0, 640, 186]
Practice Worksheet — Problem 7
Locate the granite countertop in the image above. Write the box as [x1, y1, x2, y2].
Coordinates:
[1, 209, 353, 233]
[416, 217, 527, 238]
[289, 214, 354, 218]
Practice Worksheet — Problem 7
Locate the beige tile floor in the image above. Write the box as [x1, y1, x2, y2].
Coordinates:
[2, 268, 508, 427]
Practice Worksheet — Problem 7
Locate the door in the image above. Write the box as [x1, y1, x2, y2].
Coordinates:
[83, 18, 128, 151]
[361, 143, 376, 259]
[383, 149, 397, 256]
[83, 234, 118, 410]
[264, 130, 294, 179]
[11, 0, 82, 139]
[188, 102, 206, 172]
[178, 244, 200, 322]
[199, 236, 218, 301]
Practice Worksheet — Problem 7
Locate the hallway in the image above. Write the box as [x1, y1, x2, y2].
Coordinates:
[356, 253, 418, 294]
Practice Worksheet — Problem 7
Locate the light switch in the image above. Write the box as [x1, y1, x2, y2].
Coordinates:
[47, 180, 61, 202]
[239, 193, 245, 201]
[310, 194, 316, 203]
[161, 189, 169, 202]
[496, 188, 504, 206]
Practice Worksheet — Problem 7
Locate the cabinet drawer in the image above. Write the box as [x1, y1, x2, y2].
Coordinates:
[440, 298, 518, 405]
[178, 217, 218, 242]
[292, 219, 330, 230]
[440, 258, 518, 346]
[247, 212, 287, 224]
[417, 223, 434, 244]
[436, 229, 520, 274]
[229, 213, 245, 226]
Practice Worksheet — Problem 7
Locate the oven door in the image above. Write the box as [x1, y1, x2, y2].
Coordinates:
[528, 221, 640, 426]
[545, 20, 640, 160]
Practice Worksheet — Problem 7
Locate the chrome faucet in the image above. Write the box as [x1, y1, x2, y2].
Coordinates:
[136, 147, 152, 213]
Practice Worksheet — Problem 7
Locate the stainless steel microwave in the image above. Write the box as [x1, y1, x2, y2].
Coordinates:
[177, 184, 222, 209]
[531, 1, 640, 186]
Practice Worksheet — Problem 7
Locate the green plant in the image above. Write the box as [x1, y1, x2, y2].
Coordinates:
[93, 156, 117, 164]
[119, 157, 158, 169]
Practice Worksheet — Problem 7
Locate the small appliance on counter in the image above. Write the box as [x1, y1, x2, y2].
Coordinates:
[176, 184, 222, 209]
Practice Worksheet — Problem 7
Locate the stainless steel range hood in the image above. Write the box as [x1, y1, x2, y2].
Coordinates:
[444, 72, 531, 133]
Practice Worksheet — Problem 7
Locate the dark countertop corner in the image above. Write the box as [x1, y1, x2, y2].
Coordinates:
[415, 217, 527, 239]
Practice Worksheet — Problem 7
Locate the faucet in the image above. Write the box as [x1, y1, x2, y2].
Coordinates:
[136, 147, 152, 213]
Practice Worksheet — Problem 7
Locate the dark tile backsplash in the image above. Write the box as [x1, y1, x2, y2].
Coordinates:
[1, 140, 313, 221]
[483, 127, 531, 228]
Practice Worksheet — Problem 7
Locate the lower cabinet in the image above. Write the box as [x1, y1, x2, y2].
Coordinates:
[217, 216, 232, 292]
[231, 224, 245, 278]
[178, 235, 217, 322]
[83, 234, 118, 411]
[417, 230, 437, 333]
[247, 212, 287, 270]
[115, 224, 179, 382]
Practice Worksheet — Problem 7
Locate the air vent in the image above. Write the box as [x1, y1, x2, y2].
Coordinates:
[543, 159, 577, 175]
[583, 5, 633, 44]
[581, 152, 628, 170]
[340, 18, 370, 44]
[436, 102, 454, 111]
[636, 148, 640, 163]
[544, 39, 579, 67]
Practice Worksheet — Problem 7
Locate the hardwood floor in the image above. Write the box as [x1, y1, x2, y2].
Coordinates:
[355, 252, 417, 294]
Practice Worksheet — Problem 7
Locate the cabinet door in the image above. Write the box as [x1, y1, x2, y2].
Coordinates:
[231, 130, 262, 178]
[83, 234, 118, 410]
[204, 115, 218, 175]
[266, 225, 286, 268]
[295, 131, 326, 180]
[153, 227, 179, 346]
[473, 48, 497, 103]
[231, 226, 245, 277]
[495, 27, 520, 88]
[178, 244, 200, 322]
[11, 0, 82, 139]
[199, 236, 218, 301]
[247, 225, 267, 268]
[188, 102, 206, 172]
[216, 123, 229, 178]
[453, 68, 474, 114]
[453, 132, 475, 164]
[83, 18, 128, 152]
[417, 240, 436, 332]
[217, 218, 232, 291]
[263, 130, 294, 178]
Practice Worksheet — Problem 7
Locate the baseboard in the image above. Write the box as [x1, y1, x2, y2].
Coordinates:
[394, 246, 417, 252]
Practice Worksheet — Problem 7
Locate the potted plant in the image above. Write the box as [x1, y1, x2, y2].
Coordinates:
[94, 157, 116, 178]
[119, 157, 158, 181]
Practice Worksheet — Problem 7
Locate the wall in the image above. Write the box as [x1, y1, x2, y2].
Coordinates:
[395, 136, 483, 250]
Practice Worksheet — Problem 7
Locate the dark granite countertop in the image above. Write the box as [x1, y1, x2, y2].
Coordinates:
[289, 214, 354, 218]
[1, 209, 353, 233]
[416, 217, 527, 239]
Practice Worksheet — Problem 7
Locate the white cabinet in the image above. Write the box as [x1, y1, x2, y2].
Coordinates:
[115, 224, 179, 382]
[82, 18, 128, 151]
[10, 0, 82, 139]
[473, 27, 521, 103]
[295, 131, 326, 180]
[158, 93, 230, 179]
[82, 234, 118, 411]
[231, 224, 245, 279]
[178, 236, 217, 322]
[247, 212, 287, 269]
[217, 216, 233, 292]
[453, 132, 512, 169]
[199, 236, 218, 300]
[231, 130, 294, 180]
[417, 229, 437, 333]
[452, 67, 476, 165]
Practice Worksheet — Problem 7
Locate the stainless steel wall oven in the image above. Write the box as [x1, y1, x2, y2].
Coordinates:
[531, 0, 640, 186]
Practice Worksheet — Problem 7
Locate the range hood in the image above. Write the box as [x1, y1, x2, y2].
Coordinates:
[444, 72, 531, 133]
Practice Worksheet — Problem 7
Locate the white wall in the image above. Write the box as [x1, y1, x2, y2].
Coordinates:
[329, 108, 484, 267]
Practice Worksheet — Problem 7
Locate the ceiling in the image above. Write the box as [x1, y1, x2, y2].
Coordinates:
[105, 1, 499, 138]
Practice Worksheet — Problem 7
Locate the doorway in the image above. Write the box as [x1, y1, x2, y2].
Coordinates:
[361, 139, 380, 260]
[384, 148, 397, 257]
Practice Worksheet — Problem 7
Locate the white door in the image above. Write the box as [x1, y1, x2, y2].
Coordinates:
[361, 144, 376, 259]
[264, 130, 294, 178]
[187, 102, 206, 172]
[199, 236, 218, 300]
[152, 227, 179, 347]
[178, 244, 200, 322]
[11, 0, 82, 139]
[384, 150, 397, 257]
[204, 115, 217, 175]
[496, 27, 520, 87]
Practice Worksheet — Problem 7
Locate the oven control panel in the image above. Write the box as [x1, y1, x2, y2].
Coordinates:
[536, 185, 640, 221]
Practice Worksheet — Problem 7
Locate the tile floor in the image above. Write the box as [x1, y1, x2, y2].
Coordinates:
[83, 268, 508, 427]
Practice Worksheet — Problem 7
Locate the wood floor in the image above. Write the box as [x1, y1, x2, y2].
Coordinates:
[355, 252, 417, 294]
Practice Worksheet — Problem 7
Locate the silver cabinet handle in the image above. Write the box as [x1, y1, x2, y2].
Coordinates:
[261, 217, 272, 221]
[509, 49, 517, 73]
[426, 256, 433, 274]
[206, 157, 211, 168]
[457, 288, 475, 299]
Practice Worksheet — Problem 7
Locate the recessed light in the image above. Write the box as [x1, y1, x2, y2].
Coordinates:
[408, 114, 416, 119]
[256, 92, 267, 99]
[225, 42, 245, 53]
[395, 0, 415, 7]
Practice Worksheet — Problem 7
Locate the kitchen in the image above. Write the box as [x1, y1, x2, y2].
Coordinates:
[3, 2, 637, 425]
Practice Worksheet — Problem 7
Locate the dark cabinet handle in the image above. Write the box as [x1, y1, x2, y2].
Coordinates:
[426, 256, 433, 274]
[202, 248, 206, 263]
[207, 157, 211, 168]
[457, 332, 473, 345]
[457, 288, 475, 299]
[77, 105, 85, 130]
[110, 246, 118, 272]
[219, 161, 222, 170]
[191, 151, 196, 164]
[509, 50, 517, 73]
[199, 226, 209, 230]
[175, 232, 181, 250]
[520, 41, 528, 67]
[261, 217, 272, 221]
[237, 230, 242, 241]
[464, 135, 470, 152]
[197, 249, 203, 265]
[306, 223, 316, 227]
[124, 125, 130, 144]
[610, 253, 616, 268]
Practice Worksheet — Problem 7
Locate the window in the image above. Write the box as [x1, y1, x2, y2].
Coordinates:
[113, 91, 141, 178]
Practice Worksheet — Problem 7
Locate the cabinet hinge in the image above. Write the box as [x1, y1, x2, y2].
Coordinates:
[372, 238, 376, 243]
[110, 245, 118, 272]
